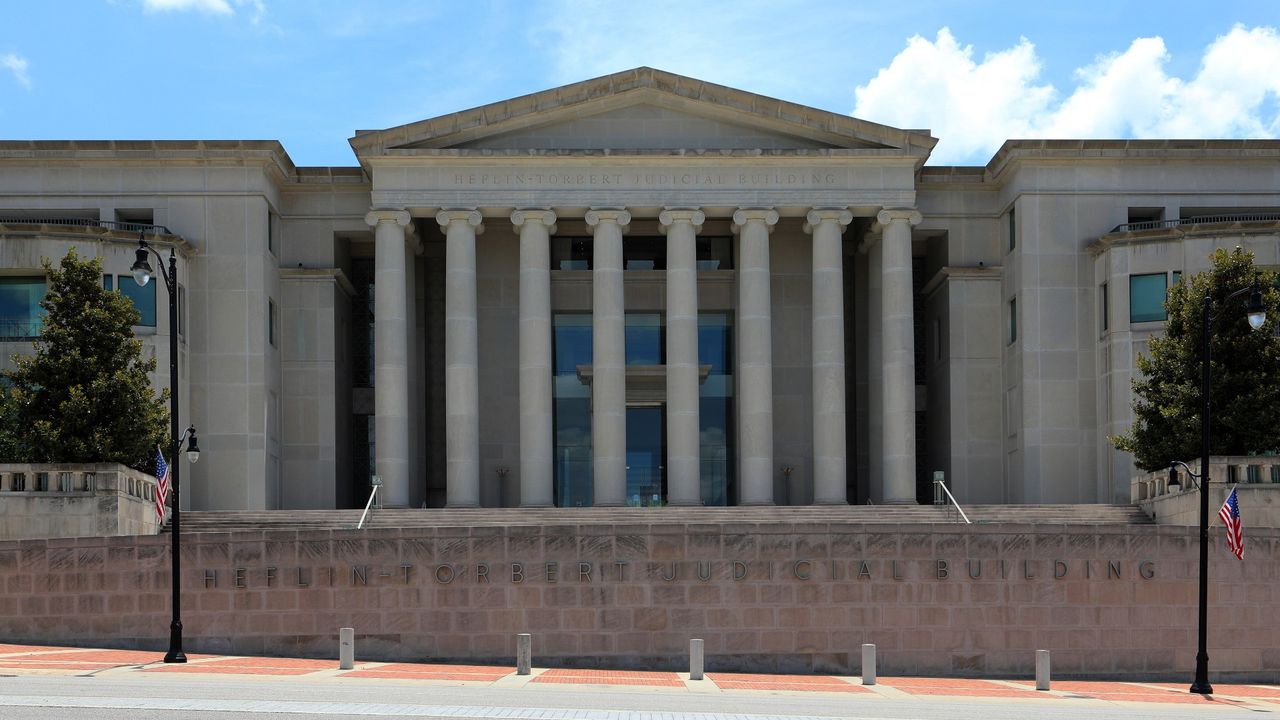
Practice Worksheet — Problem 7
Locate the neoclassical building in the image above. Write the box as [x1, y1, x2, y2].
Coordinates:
[1, 68, 1278, 511]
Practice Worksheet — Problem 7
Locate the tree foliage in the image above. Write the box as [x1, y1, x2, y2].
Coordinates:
[1112, 247, 1280, 471]
[0, 248, 168, 472]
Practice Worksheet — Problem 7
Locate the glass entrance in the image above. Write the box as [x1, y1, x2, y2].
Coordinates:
[625, 405, 665, 506]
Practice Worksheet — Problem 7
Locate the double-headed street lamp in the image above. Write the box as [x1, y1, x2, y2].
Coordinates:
[131, 232, 201, 664]
[1168, 280, 1265, 695]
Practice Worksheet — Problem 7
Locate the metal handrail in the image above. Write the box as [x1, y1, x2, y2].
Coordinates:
[356, 484, 380, 530]
[933, 478, 971, 524]
[0, 217, 176, 235]
[1110, 212, 1280, 234]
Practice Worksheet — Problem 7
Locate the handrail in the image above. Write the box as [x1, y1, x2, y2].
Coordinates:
[356, 484, 380, 530]
[1109, 212, 1280, 234]
[0, 217, 176, 235]
[933, 478, 971, 524]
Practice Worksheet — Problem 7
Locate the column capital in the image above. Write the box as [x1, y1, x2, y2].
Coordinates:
[585, 207, 631, 229]
[658, 207, 705, 234]
[510, 208, 557, 233]
[436, 208, 484, 236]
[876, 208, 923, 227]
[731, 208, 779, 234]
[364, 208, 411, 228]
[804, 208, 854, 234]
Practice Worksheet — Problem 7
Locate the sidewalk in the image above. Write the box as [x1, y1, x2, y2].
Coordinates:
[1, 642, 1277, 711]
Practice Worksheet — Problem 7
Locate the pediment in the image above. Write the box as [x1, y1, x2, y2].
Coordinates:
[350, 68, 936, 160]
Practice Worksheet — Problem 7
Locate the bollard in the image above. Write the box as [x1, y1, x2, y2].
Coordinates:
[1035, 649, 1050, 691]
[689, 638, 704, 680]
[339, 627, 354, 670]
[516, 633, 531, 675]
[861, 643, 876, 685]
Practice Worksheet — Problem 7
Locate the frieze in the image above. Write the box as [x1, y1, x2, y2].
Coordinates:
[448, 171, 841, 188]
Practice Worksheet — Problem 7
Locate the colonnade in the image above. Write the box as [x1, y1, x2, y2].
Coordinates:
[366, 205, 921, 508]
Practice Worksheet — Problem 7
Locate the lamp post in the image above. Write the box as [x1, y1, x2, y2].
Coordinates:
[131, 232, 201, 664]
[1172, 280, 1265, 695]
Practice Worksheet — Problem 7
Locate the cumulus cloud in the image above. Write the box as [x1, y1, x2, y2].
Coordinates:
[854, 25, 1280, 164]
[2, 53, 30, 89]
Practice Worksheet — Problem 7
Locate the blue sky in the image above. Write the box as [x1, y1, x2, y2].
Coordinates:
[1, 1, 1278, 166]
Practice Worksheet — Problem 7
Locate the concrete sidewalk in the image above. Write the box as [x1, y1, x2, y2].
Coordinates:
[1, 642, 1276, 712]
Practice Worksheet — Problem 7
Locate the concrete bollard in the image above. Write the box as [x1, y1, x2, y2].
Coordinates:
[339, 627, 354, 670]
[861, 643, 876, 685]
[689, 638, 704, 680]
[516, 633, 531, 675]
[1035, 649, 1050, 691]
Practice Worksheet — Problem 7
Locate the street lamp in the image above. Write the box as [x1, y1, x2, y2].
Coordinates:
[131, 232, 200, 664]
[1176, 280, 1265, 695]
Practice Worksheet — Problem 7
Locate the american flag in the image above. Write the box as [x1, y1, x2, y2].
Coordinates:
[154, 446, 170, 522]
[1218, 487, 1244, 560]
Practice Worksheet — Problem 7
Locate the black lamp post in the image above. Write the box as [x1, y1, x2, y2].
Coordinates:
[131, 232, 201, 664]
[1171, 280, 1265, 695]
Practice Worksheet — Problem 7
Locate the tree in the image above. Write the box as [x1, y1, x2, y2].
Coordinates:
[0, 248, 168, 472]
[1112, 247, 1280, 471]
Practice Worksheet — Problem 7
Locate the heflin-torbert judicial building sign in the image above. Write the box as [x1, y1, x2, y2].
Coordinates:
[1, 68, 1279, 677]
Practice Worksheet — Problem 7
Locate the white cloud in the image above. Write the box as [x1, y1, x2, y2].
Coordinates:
[2, 53, 30, 89]
[142, 0, 233, 13]
[854, 25, 1280, 164]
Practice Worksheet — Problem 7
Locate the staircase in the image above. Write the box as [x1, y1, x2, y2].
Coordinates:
[170, 504, 1152, 535]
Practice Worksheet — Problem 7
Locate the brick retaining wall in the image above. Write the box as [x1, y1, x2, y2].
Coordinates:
[0, 521, 1276, 679]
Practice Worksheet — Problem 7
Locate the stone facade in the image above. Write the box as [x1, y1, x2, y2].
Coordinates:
[0, 464, 160, 539]
[0, 520, 1276, 679]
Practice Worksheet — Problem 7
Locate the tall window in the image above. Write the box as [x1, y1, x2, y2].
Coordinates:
[268, 298, 277, 347]
[0, 277, 46, 340]
[698, 313, 734, 506]
[350, 259, 375, 387]
[1007, 207, 1016, 252]
[552, 313, 593, 507]
[1129, 273, 1168, 323]
[1008, 297, 1017, 344]
[1101, 282, 1109, 332]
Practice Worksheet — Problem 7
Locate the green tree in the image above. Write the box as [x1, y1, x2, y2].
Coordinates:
[1112, 247, 1280, 471]
[0, 248, 168, 472]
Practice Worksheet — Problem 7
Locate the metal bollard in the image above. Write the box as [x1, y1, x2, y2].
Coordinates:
[861, 643, 876, 685]
[1035, 649, 1050, 691]
[339, 627, 354, 670]
[516, 633, 531, 675]
[689, 638, 704, 680]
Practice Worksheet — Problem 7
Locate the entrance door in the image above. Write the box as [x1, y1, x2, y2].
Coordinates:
[625, 405, 665, 506]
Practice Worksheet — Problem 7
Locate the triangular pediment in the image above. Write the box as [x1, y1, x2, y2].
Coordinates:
[350, 68, 936, 160]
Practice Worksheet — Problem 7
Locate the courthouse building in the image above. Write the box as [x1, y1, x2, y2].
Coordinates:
[1, 67, 1278, 512]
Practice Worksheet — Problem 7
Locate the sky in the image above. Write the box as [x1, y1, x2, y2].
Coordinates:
[1, 1, 1278, 167]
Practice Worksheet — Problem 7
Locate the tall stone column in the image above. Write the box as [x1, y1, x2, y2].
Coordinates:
[365, 209, 412, 507]
[512, 209, 557, 507]
[436, 209, 485, 508]
[585, 208, 630, 506]
[732, 208, 779, 505]
[877, 208, 923, 504]
[805, 208, 854, 504]
[660, 208, 706, 506]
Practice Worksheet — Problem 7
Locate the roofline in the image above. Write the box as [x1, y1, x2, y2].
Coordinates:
[984, 138, 1280, 181]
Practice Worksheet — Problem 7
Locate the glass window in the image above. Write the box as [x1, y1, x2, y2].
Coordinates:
[1172, 271, 1182, 287]
[267, 211, 277, 255]
[553, 313, 593, 507]
[1101, 283, 1109, 332]
[1007, 208, 1016, 252]
[696, 236, 733, 270]
[1130, 273, 1168, 323]
[268, 298, 277, 347]
[623, 236, 665, 270]
[0, 277, 46, 340]
[1008, 297, 1017, 344]
[177, 284, 185, 339]
[102, 275, 113, 291]
[550, 237, 592, 270]
[625, 313, 663, 365]
[698, 313, 734, 506]
[116, 274, 157, 327]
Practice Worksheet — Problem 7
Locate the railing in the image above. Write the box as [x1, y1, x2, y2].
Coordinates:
[1132, 456, 1280, 502]
[356, 482, 381, 530]
[0, 217, 175, 235]
[0, 317, 41, 341]
[1110, 212, 1280, 234]
[932, 475, 971, 524]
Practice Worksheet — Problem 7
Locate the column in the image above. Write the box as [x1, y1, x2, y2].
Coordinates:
[436, 209, 484, 507]
[365, 208, 412, 507]
[585, 208, 630, 506]
[866, 233, 884, 504]
[404, 225, 421, 506]
[660, 208, 706, 506]
[732, 208, 779, 505]
[512, 209, 557, 507]
[806, 208, 854, 504]
[877, 208, 923, 504]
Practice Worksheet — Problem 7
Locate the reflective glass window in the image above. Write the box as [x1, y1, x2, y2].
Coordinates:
[698, 313, 734, 506]
[1130, 273, 1168, 323]
[550, 237, 592, 270]
[116, 274, 157, 326]
[625, 313, 663, 365]
[696, 236, 733, 270]
[0, 277, 46, 339]
[553, 313, 593, 507]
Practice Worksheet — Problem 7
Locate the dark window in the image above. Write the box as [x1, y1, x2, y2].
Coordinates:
[177, 284, 185, 339]
[1008, 297, 1017, 344]
[624, 313, 663, 365]
[116, 274, 157, 326]
[1101, 283, 1109, 332]
[268, 298, 277, 347]
[0, 276, 46, 339]
[350, 259, 375, 387]
[102, 275, 113, 291]
[623, 236, 665, 270]
[550, 237, 592, 270]
[1130, 273, 1168, 323]
[552, 313, 593, 507]
[1007, 208, 1016, 252]
[696, 236, 733, 270]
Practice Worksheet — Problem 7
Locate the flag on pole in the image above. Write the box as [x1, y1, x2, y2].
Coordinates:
[154, 446, 170, 522]
[1218, 487, 1244, 560]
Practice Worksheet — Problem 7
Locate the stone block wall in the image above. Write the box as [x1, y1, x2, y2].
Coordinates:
[0, 463, 160, 539]
[0, 520, 1276, 679]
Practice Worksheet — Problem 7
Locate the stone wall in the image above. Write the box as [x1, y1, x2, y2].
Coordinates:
[0, 463, 160, 539]
[0, 520, 1277, 680]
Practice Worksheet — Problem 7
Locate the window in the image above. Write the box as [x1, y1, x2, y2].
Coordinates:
[115, 274, 157, 326]
[177, 284, 186, 339]
[551, 237, 592, 270]
[102, 275, 113, 291]
[33, 472, 48, 492]
[11, 473, 25, 491]
[625, 313, 663, 365]
[1129, 273, 1168, 323]
[268, 298, 277, 347]
[267, 211, 277, 255]
[623, 236, 665, 270]
[1101, 283, 1109, 332]
[1007, 207, 1016, 252]
[0, 276, 46, 340]
[1172, 271, 1182, 287]
[696, 236, 733, 270]
[1008, 297, 1017, 344]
